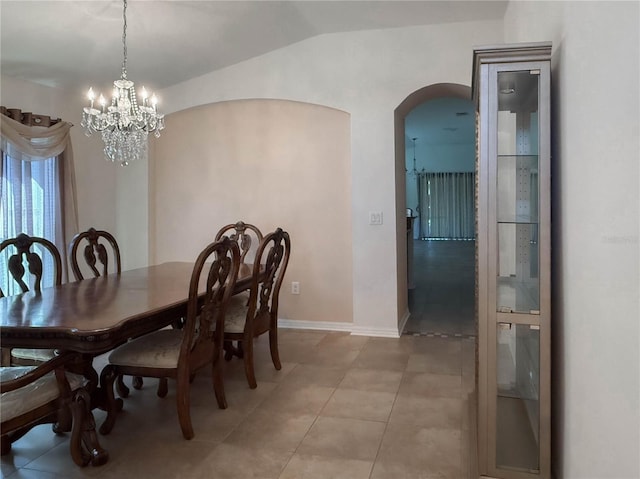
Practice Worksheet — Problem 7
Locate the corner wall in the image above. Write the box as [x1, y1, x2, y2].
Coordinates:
[504, 2, 640, 477]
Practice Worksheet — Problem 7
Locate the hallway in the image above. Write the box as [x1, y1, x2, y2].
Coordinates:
[404, 240, 475, 338]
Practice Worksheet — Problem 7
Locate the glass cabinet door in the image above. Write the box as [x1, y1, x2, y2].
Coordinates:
[496, 70, 540, 315]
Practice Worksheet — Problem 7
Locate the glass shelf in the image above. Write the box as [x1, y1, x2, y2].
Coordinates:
[498, 217, 539, 225]
[497, 276, 539, 314]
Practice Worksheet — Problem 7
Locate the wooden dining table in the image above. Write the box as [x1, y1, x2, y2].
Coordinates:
[0, 262, 254, 353]
[0, 261, 256, 466]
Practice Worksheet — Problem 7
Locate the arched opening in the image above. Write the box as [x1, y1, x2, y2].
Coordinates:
[394, 83, 474, 336]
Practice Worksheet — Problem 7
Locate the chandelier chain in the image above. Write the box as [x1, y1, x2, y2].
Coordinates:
[122, 0, 128, 79]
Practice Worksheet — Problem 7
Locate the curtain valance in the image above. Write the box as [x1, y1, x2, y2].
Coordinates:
[0, 110, 78, 261]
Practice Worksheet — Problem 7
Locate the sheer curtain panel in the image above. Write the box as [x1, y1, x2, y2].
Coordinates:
[0, 111, 78, 290]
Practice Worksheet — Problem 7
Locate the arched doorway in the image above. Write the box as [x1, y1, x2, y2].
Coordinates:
[394, 83, 474, 336]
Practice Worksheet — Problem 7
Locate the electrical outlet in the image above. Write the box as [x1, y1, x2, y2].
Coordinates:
[369, 211, 383, 225]
[291, 281, 300, 295]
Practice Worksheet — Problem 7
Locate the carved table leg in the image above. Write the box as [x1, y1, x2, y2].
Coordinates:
[70, 388, 108, 467]
[98, 365, 123, 435]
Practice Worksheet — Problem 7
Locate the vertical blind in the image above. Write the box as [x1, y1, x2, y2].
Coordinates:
[418, 172, 474, 240]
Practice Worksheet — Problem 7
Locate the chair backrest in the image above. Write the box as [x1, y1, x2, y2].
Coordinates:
[69, 228, 121, 280]
[246, 228, 291, 334]
[180, 237, 241, 371]
[0, 233, 62, 298]
[215, 221, 263, 265]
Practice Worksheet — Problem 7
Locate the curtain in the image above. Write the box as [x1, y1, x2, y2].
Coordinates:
[0, 113, 78, 289]
[418, 172, 474, 240]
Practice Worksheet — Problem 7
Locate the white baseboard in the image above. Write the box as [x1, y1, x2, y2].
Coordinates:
[278, 318, 402, 338]
[351, 325, 401, 338]
[278, 318, 352, 332]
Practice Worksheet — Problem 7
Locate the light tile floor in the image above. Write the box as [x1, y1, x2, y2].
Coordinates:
[1, 241, 477, 479]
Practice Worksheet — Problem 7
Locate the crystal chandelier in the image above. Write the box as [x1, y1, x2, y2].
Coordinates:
[81, 0, 165, 166]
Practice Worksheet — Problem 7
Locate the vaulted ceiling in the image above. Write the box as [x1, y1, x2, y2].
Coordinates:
[1, 1, 507, 91]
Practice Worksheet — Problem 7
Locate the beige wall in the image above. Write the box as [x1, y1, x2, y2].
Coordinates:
[151, 99, 353, 325]
[504, 2, 640, 478]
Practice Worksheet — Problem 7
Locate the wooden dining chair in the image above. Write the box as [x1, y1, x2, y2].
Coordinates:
[68, 227, 143, 396]
[69, 227, 121, 281]
[99, 237, 241, 440]
[1, 351, 108, 467]
[215, 221, 263, 266]
[215, 221, 264, 361]
[223, 228, 291, 389]
[0, 233, 61, 367]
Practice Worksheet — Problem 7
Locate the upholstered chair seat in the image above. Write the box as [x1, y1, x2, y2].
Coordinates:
[224, 293, 250, 334]
[0, 367, 86, 423]
[108, 330, 183, 369]
[9, 348, 57, 363]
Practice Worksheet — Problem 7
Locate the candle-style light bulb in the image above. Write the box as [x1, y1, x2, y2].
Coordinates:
[87, 88, 96, 109]
[99, 94, 107, 113]
[140, 86, 148, 106]
[151, 94, 158, 111]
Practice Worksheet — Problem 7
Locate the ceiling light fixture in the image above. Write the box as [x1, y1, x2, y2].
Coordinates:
[81, 0, 165, 166]
[407, 137, 422, 178]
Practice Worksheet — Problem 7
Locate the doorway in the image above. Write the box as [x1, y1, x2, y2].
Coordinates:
[395, 84, 475, 338]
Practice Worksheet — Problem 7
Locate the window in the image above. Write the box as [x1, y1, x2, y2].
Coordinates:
[418, 171, 474, 240]
[0, 151, 62, 295]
